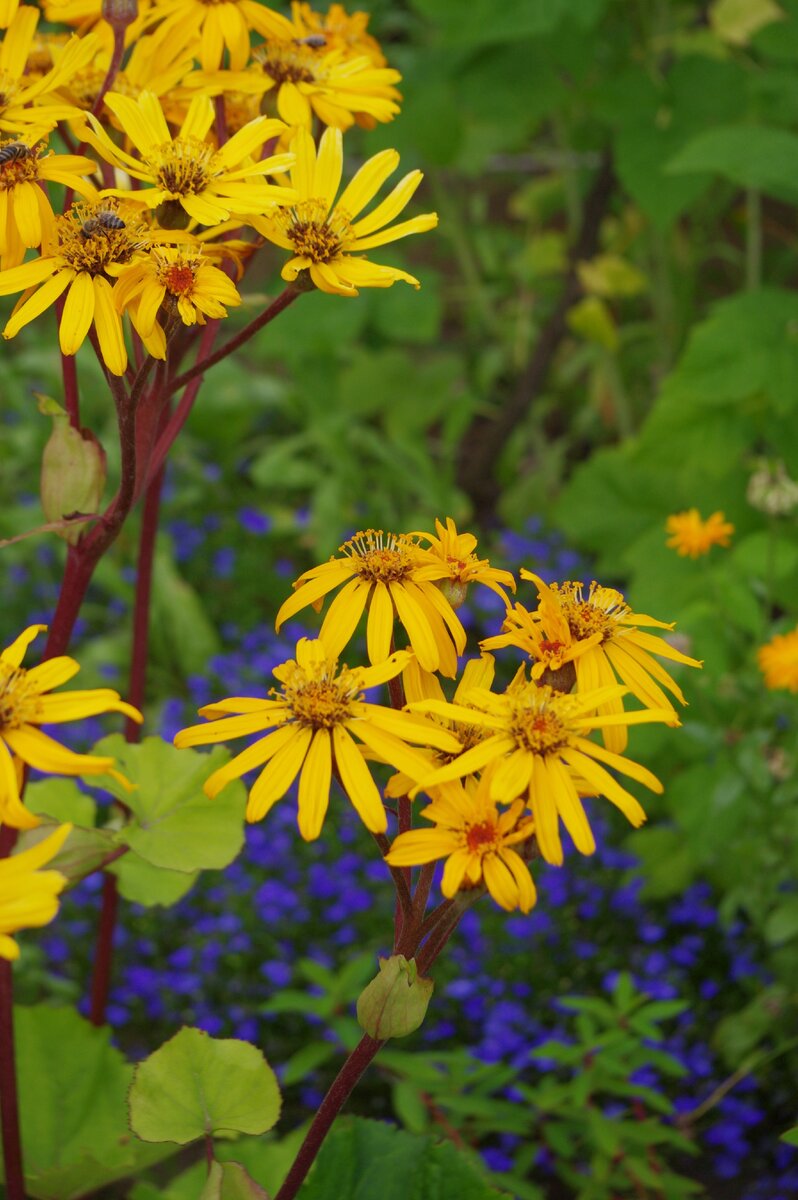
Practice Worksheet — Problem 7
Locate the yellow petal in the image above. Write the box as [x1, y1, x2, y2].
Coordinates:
[91, 275, 126, 376]
[332, 724, 385, 832]
[204, 723, 295, 799]
[297, 729, 332, 841]
[247, 725, 312, 822]
[1, 624, 46, 667]
[58, 270, 95, 354]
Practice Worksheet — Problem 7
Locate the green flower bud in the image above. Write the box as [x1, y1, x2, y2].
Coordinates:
[39, 396, 105, 545]
[438, 578, 468, 610]
[356, 955, 433, 1040]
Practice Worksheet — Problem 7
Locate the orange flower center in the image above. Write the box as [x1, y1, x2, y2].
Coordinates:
[340, 529, 419, 584]
[465, 819, 499, 854]
[162, 263, 197, 295]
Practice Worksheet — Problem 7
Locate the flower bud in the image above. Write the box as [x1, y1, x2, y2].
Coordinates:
[102, 0, 138, 29]
[356, 955, 433, 1040]
[438, 578, 468, 610]
[39, 396, 106, 545]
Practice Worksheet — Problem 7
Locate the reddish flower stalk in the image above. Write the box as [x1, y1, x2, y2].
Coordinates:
[0, 961, 24, 1200]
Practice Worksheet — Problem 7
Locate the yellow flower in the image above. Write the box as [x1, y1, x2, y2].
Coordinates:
[407, 677, 673, 867]
[173, 638, 460, 840]
[0, 625, 142, 830]
[252, 126, 437, 296]
[412, 517, 516, 610]
[140, 0, 292, 70]
[0, 7, 98, 133]
[275, 529, 467, 678]
[482, 598, 601, 685]
[112, 243, 241, 349]
[0, 199, 149, 376]
[251, 35, 401, 130]
[386, 769, 536, 913]
[291, 2, 388, 68]
[78, 91, 295, 226]
[501, 571, 702, 753]
[0, 823, 72, 960]
[0, 133, 98, 268]
[665, 508, 735, 558]
[59, 30, 196, 116]
[384, 653, 498, 800]
[758, 626, 798, 692]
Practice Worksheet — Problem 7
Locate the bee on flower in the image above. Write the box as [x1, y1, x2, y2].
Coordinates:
[0, 133, 98, 269]
[0, 198, 149, 376]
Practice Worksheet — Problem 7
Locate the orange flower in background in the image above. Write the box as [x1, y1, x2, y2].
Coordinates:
[665, 509, 734, 558]
[758, 626, 798, 693]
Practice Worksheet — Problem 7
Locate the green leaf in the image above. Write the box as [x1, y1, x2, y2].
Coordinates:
[129, 1028, 281, 1145]
[0, 1006, 173, 1200]
[201, 1161, 269, 1200]
[782, 1125, 798, 1146]
[298, 1117, 507, 1198]
[667, 124, 798, 202]
[92, 735, 246, 873]
[765, 897, 798, 944]
[710, 0, 784, 45]
[24, 778, 97, 827]
[109, 850, 198, 907]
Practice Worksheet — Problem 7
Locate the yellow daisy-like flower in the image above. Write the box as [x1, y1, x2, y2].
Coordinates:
[412, 517, 516, 610]
[0, 199, 148, 376]
[79, 91, 295, 226]
[665, 508, 735, 558]
[482, 597, 602, 688]
[251, 35, 401, 130]
[384, 653, 498, 801]
[503, 571, 702, 753]
[0, 133, 98, 268]
[386, 769, 537, 913]
[0, 822, 72, 960]
[140, 0, 292, 70]
[112, 243, 241, 351]
[0, 625, 142, 830]
[252, 126, 437, 296]
[174, 638, 460, 840]
[59, 31, 195, 116]
[758, 626, 798, 692]
[407, 677, 673, 867]
[0, 7, 98, 133]
[291, 2, 388, 68]
[275, 528, 467, 678]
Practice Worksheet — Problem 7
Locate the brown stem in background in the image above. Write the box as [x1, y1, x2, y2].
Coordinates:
[455, 152, 616, 523]
[88, 871, 119, 1027]
[0, 961, 24, 1200]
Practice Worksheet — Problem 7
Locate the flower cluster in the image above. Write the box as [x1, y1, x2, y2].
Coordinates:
[178, 517, 701, 914]
[0, 0, 437, 373]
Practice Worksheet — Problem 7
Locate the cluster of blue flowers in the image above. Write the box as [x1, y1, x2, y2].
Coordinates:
[18, 511, 797, 1198]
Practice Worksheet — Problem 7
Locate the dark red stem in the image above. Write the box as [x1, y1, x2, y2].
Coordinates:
[164, 284, 301, 399]
[0, 960, 24, 1200]
[273, 1035, 383, 1200]
[89, 871, 119, 1026]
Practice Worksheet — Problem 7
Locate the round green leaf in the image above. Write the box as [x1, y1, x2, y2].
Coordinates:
[129, 1028, 282, 1145]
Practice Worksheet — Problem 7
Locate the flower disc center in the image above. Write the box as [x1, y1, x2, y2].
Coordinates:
[0, 664, 41, 729]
